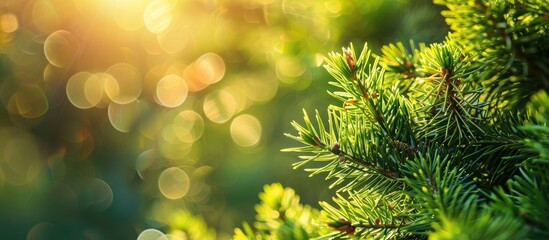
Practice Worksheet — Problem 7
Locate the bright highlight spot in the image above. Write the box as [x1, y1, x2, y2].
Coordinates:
[84, 74, 105, 107]
[44, 30, 80, 68]
[158, 167, 190, 200]
[0, 13, 19, 33]
[144, 0, 174, 34]
[66, 72, 101, 109]
[137, 229, 168, 240]
[183, 52, 226, 92]
[183, 62, 209, 92]
[156, 74, 188, 108]
[230, 114, 262, 147]
[203, 90, 237, 123]
[110, 1, 147, 31]
[195, 53, 226, 85]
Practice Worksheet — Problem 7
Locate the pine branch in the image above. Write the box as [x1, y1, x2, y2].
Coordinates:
[275, 1, 549, 239]
[321, 190, 413, 239]
[284, 109, 402, 181]
[411, 39, 487, 146]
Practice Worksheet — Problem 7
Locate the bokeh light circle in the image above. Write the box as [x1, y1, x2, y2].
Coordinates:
[158, 167, 190, 200]
[111, 1, 147, 31]
[172, 110, 204, 143]
[78, 178, 114, 211]
[195, 53, 226, 85]
[144, 0, 174, 34]
[43, 30, 80, 68]
[158, 137, 193, 160]
[105, 63, 142, 104]
[156, 74, 188, 108]
[183, 62, 209, 92]
[239, 73, 278, 102]
[84, 74, 105, 107]
[7, 85, 49, 118]
[1, 13, 19, 33]
[32, 0, 61, 33]
[66, 72, 101, 109]
[108, 100, 143, 132]
[157, 17, 189, 55]
[230, 114, 262, 147]
[136, 149, 157, 180]
[137, 229, 168, 240]
[43, 63, 64, 83]
[203, 90, 237, 123]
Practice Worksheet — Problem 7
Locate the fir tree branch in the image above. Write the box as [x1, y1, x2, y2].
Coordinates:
[294, 128, 402, 180]
[278, 2, 549, 239]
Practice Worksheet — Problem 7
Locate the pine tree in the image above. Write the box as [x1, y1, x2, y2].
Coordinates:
[235, 0, 549, 239]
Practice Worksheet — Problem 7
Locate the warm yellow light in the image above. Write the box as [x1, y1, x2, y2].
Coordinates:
[158, 167, 190, 200]
[230, 114, 262, 147]
[0, 13, 18, 33]
[144, 0, 175, 34]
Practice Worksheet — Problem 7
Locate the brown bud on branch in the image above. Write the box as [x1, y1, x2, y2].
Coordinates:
[344, 51, 356, 72]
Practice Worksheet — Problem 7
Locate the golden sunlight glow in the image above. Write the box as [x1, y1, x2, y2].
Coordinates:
[157, 15, 190, 54]
[100, 0, 148, 31]
[195, 53, 226, 85]
[0, 13, 18, 33]
[144, 0, 176, 34]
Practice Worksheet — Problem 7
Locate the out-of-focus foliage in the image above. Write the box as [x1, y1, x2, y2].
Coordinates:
[165, 209, 217, 240]
[233, 183, 328, 240]
[0, 0, 446, 239]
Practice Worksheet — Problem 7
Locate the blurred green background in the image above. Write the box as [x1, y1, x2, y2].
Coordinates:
[0, 0, 446, 239]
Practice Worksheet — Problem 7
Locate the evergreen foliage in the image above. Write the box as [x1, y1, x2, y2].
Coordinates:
[235, 0, 549, 239]
[165, 209, 217, 240]
[233, 183, 328, 239]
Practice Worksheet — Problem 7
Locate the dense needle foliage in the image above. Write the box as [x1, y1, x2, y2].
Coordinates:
[235, 0, 549, 239]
